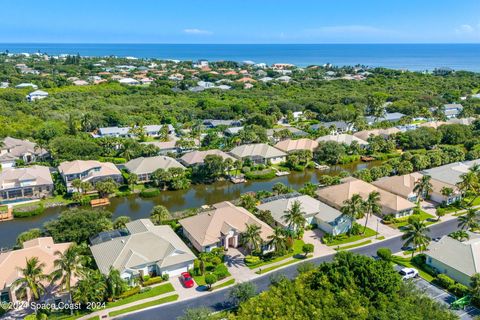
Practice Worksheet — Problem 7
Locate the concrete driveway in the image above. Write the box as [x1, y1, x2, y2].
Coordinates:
[357, 215, 401, 238]
[302, 229, 336, 256]
[224, 247, 258, 282]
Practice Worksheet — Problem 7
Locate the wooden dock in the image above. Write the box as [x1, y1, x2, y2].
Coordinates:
[0, 207, 14, 222]
[91, 198, 110, 208]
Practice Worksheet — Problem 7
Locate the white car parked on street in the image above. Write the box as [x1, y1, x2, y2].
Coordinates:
[399, 267, 419, 280]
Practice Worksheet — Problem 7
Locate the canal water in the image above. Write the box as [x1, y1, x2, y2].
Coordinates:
[0, 160, 381, 247]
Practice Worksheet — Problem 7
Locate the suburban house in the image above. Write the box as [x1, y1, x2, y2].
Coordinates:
[229, 143, 287, 165]
[312, 121, 354, 134]
[372, 172, 462, 205]
[0, 237, 73, 304]
[0, 137, 48, 168]
[316, 177, 415, 218]
[94, 125, 175, 138]
[26, 90, 49, 102]
[124, 156, 185, 182]
[141, 141, 178, 155]
[316, 134, 369, 146]
[58, 160, 123, 193]
[179, 201, 274, 253]
[425, 235, 480, 287]
[203, 119, 242, 128]
[0, 166, 53, 203]
[365, 112, 406, 125]
[422, 160, 480, 187]
[353, 127, 401, 141]
[266, 127, 308, 142]
[15, 83, 38, 89]
[443, 103, 463, 119]
[90, 219, 195, 282]
[274, 138, 319, 153]
[179, 149, 235, 167]
[256, 194, 351, 235]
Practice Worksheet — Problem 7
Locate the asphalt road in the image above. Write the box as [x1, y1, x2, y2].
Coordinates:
[119, 217, 460, 320]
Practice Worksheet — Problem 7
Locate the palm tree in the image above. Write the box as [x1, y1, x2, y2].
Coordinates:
[413, 175, 433, 203]
[105, 267, 127, 300]
[241, 224, 262, 254]
[470, 273, 480, 304]
[127, 173, 138, 191]
[281, 200, 306, 236]
[73, 269, 107, 305]
[458, 208, 479, 231]
[233, 160, 243, 176]
[268, 228, 287, 255]
[363, 191, 381, 234]
[150, 205, 170, 225]
[457, 168, 480, 206]
[402, 220, 431, 258]
[71, 179, 82, 193]
[341, 194, 364, 223]
[51, 244, 84, 297]
[12, 257, 51, 301]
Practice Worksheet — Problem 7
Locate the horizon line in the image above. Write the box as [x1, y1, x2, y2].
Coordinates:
[1, 42, 480, 45]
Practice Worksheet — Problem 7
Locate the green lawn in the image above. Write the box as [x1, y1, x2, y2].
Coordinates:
[255, 259, 301, 274]
[246, 239, 306, 269]
[326, 227, 377, 246]
[212, 278, 235, 290]
[108, 294, 179, 317]
[392, 256, 435, 282]
[394, 211, 436, 229]
[335, 240, 372, 251]
[106, 283, 174, 308]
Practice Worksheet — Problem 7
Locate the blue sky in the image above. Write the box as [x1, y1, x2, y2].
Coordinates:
[1, 0, 479, 43]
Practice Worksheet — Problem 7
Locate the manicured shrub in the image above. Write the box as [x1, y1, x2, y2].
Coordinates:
[140, 188, 160, 198]
[376, 248, 392, 261]
[245, 255, 261, 265]
[214, 264, 229, 279]
[142, 276, 163, 286]
[436, 274, 455, 289]
[117, 286, 141, 299]
[142, 275, 151, 282]
[13, 204, 45, 218]
[162, 274, 169, 281]
[450, 283, 469, 297]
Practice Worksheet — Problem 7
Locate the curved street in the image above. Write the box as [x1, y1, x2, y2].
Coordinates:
[119, 217, 461, 320]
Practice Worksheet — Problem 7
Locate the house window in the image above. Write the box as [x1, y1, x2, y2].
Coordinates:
[0, 291, 10, 303]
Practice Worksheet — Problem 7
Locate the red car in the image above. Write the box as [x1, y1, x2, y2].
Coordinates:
[180, 272, 195, 288]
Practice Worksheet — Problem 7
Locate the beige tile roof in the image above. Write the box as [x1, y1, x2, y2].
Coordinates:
[0, 237, 72, 289]
[0, 165, 53, 190]
[274, 138, 319, 153]
[372, 173, 460, 199]
[58, 160, 121, 176]
[353, 128, 401, 141]
[316, 177, 414, 214]
[1, 136, 47, 159]
[316, 134, 368, 146]
[229, 143, 286, 159]
[125, 156, 184, 175]
[90, 219, 195, 275]
[179, 201, 274, 247]
[180, 149, 235, 166]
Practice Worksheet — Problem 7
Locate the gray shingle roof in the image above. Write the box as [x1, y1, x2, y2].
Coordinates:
[90, 219, 195, 275]
[125, 156, 185, 175]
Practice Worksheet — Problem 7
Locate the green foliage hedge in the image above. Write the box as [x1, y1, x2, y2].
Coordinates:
[140, 188, 160, 198]
[142, 276, 163, 286]
[13, 204, 45, 218]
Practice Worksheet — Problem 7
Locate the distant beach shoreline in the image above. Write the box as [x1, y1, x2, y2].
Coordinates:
[1, 43, 480, 71]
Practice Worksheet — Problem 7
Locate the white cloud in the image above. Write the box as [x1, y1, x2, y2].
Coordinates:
[183, 28, 212, 35]
[455, 24, 475, 34]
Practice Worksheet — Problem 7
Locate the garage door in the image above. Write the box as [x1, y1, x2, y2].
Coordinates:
[162, 263, 189, 277]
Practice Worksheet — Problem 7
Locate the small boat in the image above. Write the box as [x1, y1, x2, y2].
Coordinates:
[361, 156, 375, 162]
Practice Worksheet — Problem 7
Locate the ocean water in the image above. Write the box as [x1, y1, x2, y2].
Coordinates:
[1, 43, 480, 71]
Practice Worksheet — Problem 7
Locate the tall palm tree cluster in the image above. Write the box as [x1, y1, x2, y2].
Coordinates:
[341, 191, 381, 234]
[241, 201, 307, 257]
[457, 164, 480, 206]
[12, 244, 127, 307]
